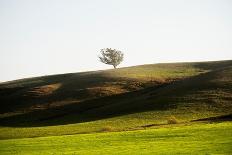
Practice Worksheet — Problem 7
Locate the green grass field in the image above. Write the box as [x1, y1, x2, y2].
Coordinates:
[1, 122, 231, 155]
[0, 60, 231, 154]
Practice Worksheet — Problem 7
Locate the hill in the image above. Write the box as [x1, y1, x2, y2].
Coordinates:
[0, 60, 232, 139]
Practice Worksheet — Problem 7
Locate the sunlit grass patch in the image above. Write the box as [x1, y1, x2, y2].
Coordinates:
[0, 122, 231, 155]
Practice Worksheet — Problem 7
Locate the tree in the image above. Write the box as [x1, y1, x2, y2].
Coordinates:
[98, 48, 124, 69]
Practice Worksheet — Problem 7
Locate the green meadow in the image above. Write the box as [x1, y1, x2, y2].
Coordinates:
[1, 122, 231, 155]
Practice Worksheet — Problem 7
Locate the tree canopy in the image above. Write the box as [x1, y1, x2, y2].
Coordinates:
[99, 48, 124, 69]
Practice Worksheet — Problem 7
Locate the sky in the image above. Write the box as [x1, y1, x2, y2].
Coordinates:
[0, 0, 232, 82]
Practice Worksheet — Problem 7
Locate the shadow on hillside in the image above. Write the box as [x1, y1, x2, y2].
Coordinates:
[0, 60, 231, 127]
[1, 60, 231, 114]
[0, 81, 174, 127]
[192, 60, 232, 71]
[0, 70, 159, 114]
[192, 114, 232, 122]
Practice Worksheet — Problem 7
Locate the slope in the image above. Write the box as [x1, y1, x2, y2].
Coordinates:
[0, 60, 231, 139]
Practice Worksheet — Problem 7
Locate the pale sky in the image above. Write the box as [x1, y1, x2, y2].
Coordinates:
[0, 0, 232, 82]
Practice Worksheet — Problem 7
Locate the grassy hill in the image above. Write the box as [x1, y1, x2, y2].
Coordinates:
[0, 60, 232, 140]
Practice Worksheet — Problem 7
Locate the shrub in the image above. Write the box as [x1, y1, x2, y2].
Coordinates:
[167, 116, 179, 124]
[101, 126, 114, 132]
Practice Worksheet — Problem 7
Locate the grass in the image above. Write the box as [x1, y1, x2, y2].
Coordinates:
[0, 60, 231, 139]
[0, 109, 224, 139]
[0, 60, 231, 154]
[167, 115, 179, 124]
[0, 122, 231, 155]
[0, 62, 207, 117]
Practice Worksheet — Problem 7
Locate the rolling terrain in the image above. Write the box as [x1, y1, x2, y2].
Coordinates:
[0, 60, 232, 154]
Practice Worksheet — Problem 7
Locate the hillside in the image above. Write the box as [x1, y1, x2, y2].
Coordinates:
[0, 60, 232, 139]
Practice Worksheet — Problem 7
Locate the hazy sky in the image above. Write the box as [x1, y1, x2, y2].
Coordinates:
[0, 0, 232, 82]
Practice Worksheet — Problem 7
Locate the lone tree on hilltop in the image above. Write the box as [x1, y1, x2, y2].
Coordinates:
[99, 48, 124, 69]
